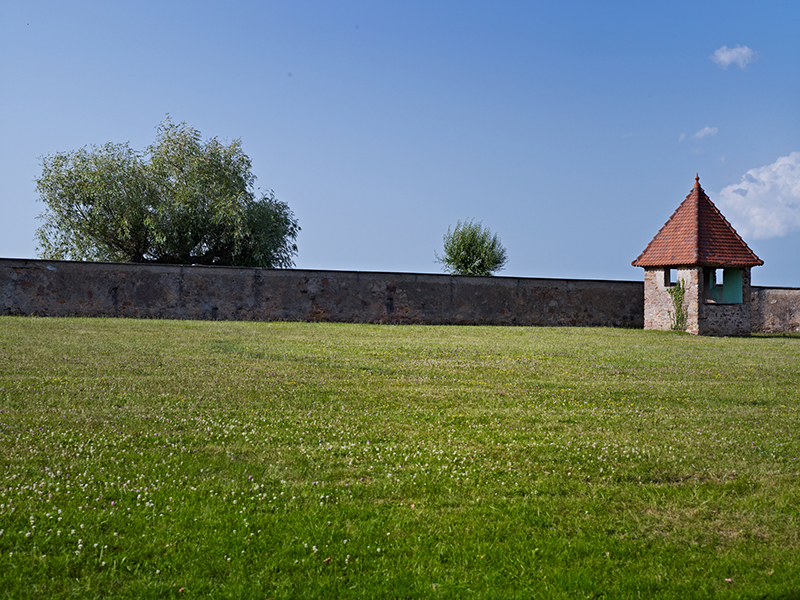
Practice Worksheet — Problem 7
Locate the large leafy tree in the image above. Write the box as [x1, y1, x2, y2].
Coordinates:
[35, 119, 300, 267]
[435, 219, 508, 276]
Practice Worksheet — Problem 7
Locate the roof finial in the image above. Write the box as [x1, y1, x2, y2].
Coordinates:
[695, 173, 700, 187]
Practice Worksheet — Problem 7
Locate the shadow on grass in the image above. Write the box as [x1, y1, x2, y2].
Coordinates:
[752, 332, 800, 339]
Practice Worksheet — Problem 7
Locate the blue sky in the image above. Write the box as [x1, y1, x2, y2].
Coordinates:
[2, 1, 799, 285]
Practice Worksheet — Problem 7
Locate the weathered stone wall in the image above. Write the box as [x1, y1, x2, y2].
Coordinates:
[751, 286, 800, 333]
[1, 258, 644, 327]
[4, 259, 796, 332]
[699, 303, 752, 336]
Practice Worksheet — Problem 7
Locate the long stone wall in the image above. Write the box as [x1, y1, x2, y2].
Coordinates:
[1, 258, 644, 327]
[3, 259, 797, 332]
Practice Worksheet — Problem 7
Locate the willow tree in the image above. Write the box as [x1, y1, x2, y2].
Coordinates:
[35, 118, 299, 268]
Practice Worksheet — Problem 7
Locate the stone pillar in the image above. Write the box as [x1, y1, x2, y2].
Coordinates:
[681, 267, 701, 335]
[643, 268, 671, 330]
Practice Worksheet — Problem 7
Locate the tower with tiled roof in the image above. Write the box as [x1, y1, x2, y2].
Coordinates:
[633, 175, 763, 335]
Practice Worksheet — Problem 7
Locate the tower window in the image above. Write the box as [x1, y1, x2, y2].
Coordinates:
[703, 267, 743, 304]
[664, 268, 676, 287]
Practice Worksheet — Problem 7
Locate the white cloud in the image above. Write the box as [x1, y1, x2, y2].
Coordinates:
[716, 152, 800, 239]
[679, 133, 687, 142]
[710, 45, 756, 69]
[693, 126, 718, 139]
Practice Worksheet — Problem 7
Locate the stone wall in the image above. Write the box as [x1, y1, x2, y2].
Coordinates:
[751, 286, 800, 333]
[4, 259, 797, 332]
[1, 258, 644, 327]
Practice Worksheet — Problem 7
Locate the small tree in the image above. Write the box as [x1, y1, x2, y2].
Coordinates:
[435, 219, 508, 276]
[35, 118, 299, 268]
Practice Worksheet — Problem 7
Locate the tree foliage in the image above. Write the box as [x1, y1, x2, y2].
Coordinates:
[435, 219, 508, 276]
[35, 119, 300, 268]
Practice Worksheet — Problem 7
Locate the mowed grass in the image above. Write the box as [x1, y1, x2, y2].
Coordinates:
[1, 318, 799, 599]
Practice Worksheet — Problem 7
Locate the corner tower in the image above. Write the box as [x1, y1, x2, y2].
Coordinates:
[632, 175, 763, 335]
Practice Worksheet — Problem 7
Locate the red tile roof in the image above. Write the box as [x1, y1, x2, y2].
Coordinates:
[632, 175, 763, 268]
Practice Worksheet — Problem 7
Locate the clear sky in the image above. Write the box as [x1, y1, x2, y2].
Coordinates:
[2, 1, 799, 285]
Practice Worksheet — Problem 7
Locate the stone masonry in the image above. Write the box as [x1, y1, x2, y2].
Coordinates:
[1, 258, 644, 328]
[751, 286, 800, 333]
[2, 258, 798, 332]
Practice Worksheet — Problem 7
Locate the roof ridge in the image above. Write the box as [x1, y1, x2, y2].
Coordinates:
[694, 184, 701, 263]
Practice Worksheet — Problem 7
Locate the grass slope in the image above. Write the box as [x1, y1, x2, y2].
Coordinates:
[1, 317, 799, 599]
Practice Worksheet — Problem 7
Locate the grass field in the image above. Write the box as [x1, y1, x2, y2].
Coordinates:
[1, 317, 799, 599]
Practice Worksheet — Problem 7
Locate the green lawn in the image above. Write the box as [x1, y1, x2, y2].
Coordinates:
[1, 317, 799, 599]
